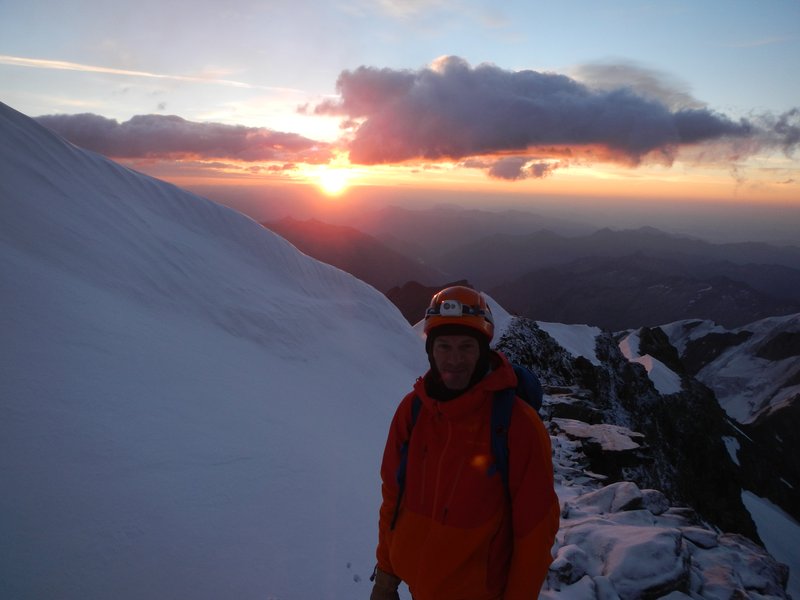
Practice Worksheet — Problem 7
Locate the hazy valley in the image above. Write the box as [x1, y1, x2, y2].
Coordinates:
[263, 211, 800, 330]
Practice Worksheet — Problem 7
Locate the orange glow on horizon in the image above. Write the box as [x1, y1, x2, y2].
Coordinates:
[122, 153, 799, 207]
[296, 152, 365, 198]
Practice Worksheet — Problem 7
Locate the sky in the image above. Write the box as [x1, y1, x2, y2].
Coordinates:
[2, 0, 799, 230]
[2, 99, 797, 599]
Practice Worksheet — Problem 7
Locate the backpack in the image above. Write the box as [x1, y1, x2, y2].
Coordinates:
[391, 364, 543, 529]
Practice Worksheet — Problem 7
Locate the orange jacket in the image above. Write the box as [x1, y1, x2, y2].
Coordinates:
[376, 352, 560, 600]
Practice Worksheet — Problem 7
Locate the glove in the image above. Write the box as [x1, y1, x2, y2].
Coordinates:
[370, 567, 402, 600]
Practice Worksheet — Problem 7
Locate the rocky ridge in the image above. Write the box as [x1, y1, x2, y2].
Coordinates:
[494, 318, 791, 598]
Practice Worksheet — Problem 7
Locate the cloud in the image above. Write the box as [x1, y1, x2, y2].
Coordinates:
[314, 56, 798, 175]
[0, 54, 296, 92]
[571, 61, 703, 111]
[480, 157, 557, 180]
[345, 0, 452, 20]
[35, 113, 331, 163]
[773, 108, 800, 151]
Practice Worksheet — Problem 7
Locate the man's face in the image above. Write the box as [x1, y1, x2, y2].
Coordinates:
[431, 334, 481, 391]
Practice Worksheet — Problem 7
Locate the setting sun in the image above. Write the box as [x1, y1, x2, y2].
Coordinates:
[317, 167, 351, 196]
[310, 152, 359, 197]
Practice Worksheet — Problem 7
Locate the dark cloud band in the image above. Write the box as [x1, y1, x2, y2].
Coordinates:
[35, 113, 330, 163]
[314, 56, 798, 170]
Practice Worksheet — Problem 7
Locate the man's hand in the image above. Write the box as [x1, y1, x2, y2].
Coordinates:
[370, 568, 402, 600]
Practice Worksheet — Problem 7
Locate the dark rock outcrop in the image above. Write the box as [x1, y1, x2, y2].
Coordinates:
[496, 318, 760, 542]
[659, 315, 800, 524]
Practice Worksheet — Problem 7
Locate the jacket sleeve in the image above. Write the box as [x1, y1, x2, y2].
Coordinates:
[503, 403, 560, 600]
[375, 392, 416, 576]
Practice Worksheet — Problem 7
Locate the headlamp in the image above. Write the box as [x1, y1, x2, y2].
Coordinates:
[439, 300, 463, 317]
[426, 300, 492, 323]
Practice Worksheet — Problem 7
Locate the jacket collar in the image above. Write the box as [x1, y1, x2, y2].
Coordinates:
[413, 351, 517, 421]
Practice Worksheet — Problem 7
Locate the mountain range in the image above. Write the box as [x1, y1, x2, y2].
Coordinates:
[263, 217, 445, 292]
[490, 252, 800, 330]
[270, 212, 800, 329]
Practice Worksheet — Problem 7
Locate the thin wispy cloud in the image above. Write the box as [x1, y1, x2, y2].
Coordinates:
[571, 62, 704, 111]
[0, 55, 298, 93]
[715, 36, 795, 49]
[370, 0, 451, 19]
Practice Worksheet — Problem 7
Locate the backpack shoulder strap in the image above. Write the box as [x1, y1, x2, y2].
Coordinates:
[489, 387, 515, 497]
[390, 395, 421, 530]
[511, 363, 543, 413]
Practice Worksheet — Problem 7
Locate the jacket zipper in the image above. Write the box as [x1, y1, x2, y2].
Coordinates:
[431, 417, 452, 523]
[419, 444, 428, 505]
[440, 421, 484, 524]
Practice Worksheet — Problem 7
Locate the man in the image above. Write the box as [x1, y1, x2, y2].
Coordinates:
[371, 286, 560, 600]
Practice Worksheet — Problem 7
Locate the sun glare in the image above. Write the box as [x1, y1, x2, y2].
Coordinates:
[318, 167, 351, 196]
[310, 152, 358, 197]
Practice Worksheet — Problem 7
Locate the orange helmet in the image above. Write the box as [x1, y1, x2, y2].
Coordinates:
[423, 285, 494, 341]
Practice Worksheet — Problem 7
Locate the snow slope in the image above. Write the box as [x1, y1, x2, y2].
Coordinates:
[0, 102, 427, 599]
[537, 322, 602, 366]
[661, 315, 800, 423]
[618, 330, 683, 395]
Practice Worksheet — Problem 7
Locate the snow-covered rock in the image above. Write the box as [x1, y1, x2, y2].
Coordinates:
[499, 318, 759, 542]
[657, 316, 800, 589]
[538, 321, 603, 366]
[545, 481, 790, 599]
[498, 316, 796, 597]
[618, 329, 683, 395]
[661, 315, 800, 425]
[551, 419, 645, 453]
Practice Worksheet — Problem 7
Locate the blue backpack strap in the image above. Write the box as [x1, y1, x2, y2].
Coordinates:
[390, 395, 421, 530]
[512, 364, 543, 413]
[489, 388, 515, 497]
